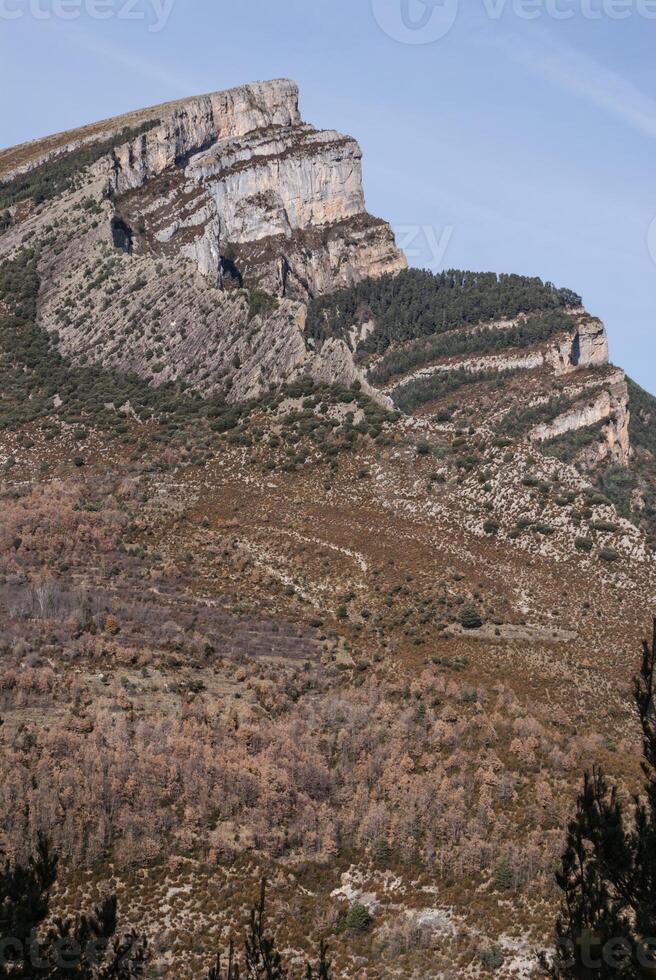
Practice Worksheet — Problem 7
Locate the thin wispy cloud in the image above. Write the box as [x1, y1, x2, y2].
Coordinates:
[52, 22, 198, 96]
[491, 28, 656, 139]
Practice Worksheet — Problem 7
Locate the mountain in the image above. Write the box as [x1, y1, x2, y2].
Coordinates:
[307, 269, 656, 548]
[1, 79, 405, 404]
[0, 80, 655, 979]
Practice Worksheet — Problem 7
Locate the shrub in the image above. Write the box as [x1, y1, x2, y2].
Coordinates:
[483, 520, 500, 536]
[480, 946, 505, 970]
[105, 614, 120, 635]
[345, 902, 372, 934]
[599, 548, 620, 562]
[248, 288, 279, 321]
[575, 537, 593, 553]
[459, 605, 482, 630]
[591, 520, 619, 533]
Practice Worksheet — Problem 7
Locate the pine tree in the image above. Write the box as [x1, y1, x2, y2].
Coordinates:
[208, 939, 240, 980]
[493, 859, 513, 892]
[459, 604, 482, 630]
[374, 837, 392, 868]
[545, 619, 656, 978]
[344, 902, 372, 934]
[0, 833, 57, 978]
[0, 836, 147, 979]
[244, 880, 288, 980]
[207, 881, 333, 980]
[305, 940, 332, 980]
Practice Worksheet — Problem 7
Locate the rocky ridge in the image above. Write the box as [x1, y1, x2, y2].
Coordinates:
[350, 304, 630, 467]
[0, 80, 648, 485]
[0, 79, 405, 403]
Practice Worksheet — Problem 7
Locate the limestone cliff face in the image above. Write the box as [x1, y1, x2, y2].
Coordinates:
[104, 80, 302, 195]
[102, 79, 406, 299]
[547, 312, 610, 374]
[0, 80, 404, 406]
[190, 127, 364, 235]
[531, 370, 631, 465]
[541, 314, 631, 466]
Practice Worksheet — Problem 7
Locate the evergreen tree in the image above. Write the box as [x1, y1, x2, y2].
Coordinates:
[305, 940, 332, 980]
[207, 881, 332, 980]
[0, 834, 57, 977]
[493, 859, 513, 892]
[459, 604, 483, 630]
[244, 880, 288, 980]
[207, 939, 240, 980]
[0, 836, 147, 979]
[344, 902, 372, 934]
[545, 619, 656, 978]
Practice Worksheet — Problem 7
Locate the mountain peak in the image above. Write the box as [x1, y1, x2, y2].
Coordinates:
[0, 78, 301, 181]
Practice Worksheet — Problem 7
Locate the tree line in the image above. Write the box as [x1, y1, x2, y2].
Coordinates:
[368, 309, 573, 386]
[306, 268, 582, 355]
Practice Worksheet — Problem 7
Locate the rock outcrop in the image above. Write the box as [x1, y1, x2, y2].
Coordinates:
[0, 79, 406, 405]
[547, 311, 610, 374]
[103, 80, 303, 195]
[531, 370, 631, 465]
[375, 308, 630, 467]
[100, 79, 406, 300]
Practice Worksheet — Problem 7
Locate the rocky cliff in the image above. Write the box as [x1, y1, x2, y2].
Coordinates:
[342, 294, 632, 467]
[0, 79, 406, 403]
[0, 80, 641, 474]
[95, 79, 405, 299]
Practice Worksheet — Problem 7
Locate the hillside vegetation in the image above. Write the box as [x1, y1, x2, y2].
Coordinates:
[0, 119, 159, 213]
[368, 309, 573, 386]
[306, 268, 581, 353]
[0, 86, 655, 978]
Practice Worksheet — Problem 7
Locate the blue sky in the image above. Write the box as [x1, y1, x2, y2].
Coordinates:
[2, 0, 656, 393]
